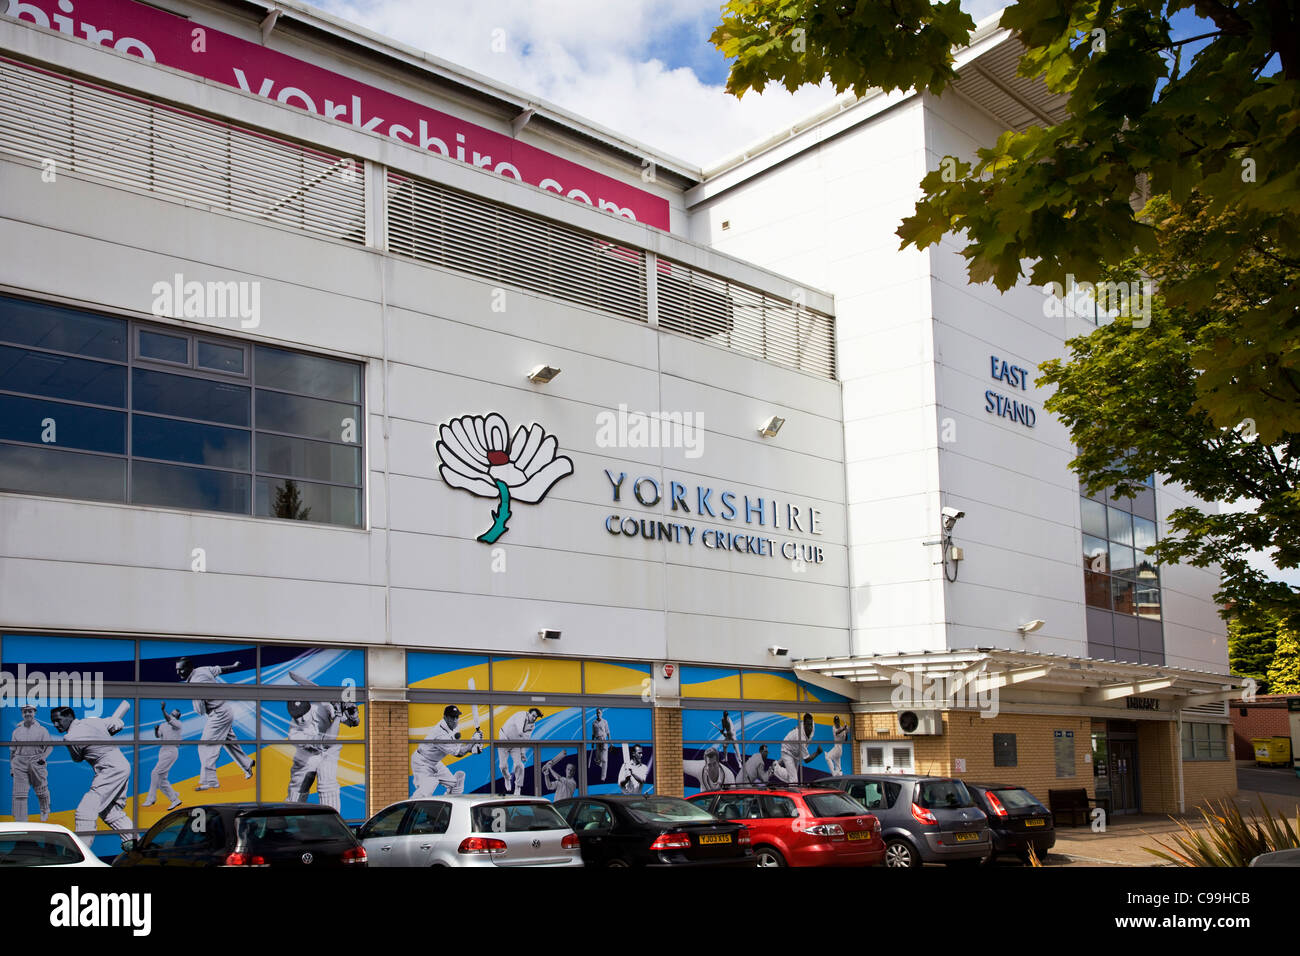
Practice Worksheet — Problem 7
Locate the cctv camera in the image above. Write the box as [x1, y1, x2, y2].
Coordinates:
[940, 506, 965, 531]
[768, 645, 789, 657]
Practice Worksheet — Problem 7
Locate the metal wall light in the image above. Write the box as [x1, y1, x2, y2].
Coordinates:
[758, 415, 785, 438]
[1018, 619, 1046, 637]
[527, 365, 561, 384]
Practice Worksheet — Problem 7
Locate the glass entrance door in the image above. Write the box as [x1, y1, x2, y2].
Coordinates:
[1109, 739, 1140, 813]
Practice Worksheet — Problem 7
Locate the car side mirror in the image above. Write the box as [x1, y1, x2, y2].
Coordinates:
[120, 839, 138, 853]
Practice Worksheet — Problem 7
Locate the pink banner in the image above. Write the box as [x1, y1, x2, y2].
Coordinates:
[4, 0, 670, 228]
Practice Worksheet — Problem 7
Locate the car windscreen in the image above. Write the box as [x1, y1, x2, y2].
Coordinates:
[623, 798, 718, 825]
[992, 788, 1046, 810]
[915, 780, 976, 810]
[0, 832, 85, 866]
[237, 812, 355, 847]
[471, 802, 569, 833]
[805, 792, 873, 818]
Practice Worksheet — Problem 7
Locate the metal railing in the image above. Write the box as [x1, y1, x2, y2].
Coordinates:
[0, 56, 836, 380]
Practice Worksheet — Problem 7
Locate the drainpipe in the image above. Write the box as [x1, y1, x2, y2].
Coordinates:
[1175, 707, 1185, 813]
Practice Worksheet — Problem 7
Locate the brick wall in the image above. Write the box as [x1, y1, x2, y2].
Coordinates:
[653, 707, 683, 797]
[1137, 720, 1178, 814]
[366, 699, 409, 816]
[1230, 703, 1291, 759]
[1183, 754, 1238, 809]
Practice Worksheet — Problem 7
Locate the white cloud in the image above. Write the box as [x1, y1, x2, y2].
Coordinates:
[311, 0, 840, 167]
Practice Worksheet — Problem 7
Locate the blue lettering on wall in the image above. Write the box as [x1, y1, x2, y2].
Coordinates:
[986, 355, 1036, 428]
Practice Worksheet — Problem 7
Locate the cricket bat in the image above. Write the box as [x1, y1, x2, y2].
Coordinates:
[467, 678, 483, 753]
[541, 750, 567, 774]
[622, 742, 630, 765]
[108, 700, 130, 735]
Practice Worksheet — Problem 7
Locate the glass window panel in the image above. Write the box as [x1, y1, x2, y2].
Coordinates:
[255, 477, 362, 526]
[0, 443, 125, 501]
[133, 368, 250, 426]
[1082, 534, 1108, 572]
[0, 296, 127, 361]
[256, 433, 361, 485]
[1111, 577, 1136, 615]
[133, 460, 251, 513]
[1133, 515, 1157, 551]
[1136, 586, 1161, 619]
[1135, 550, 1159, 582]
[197, 341, 245, 375]
[139, 329, 188, 365]
[256, 390, 359, 442]
[1109, 542, 1135, 573]
[0, 394, 125, 453]
[0, 346, 127, 406]
[1081, 498, 1108, 539]
[133, 414, 251, 470]
[1107, 507, 1134, 547]
[256, 345, 360, 402]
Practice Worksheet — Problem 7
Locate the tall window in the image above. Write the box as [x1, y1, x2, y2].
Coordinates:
[0, 295, 363, 527]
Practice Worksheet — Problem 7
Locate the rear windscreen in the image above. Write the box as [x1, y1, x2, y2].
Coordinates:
[624, 797, 717, 824]
[805, 792, 872, 818]
[470, 802, 568, 833]
[993, 789, 1046, 810]
[915, 780, 976, 810]
[238, 813, 354, 846]
[0, 832, 84, 866]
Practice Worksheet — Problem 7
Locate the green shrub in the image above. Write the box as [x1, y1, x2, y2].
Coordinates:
[1145, 799, 1300, 866]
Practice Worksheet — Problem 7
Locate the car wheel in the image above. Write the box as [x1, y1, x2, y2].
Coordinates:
[607, 858, 630, 867]
[754, 846, 786, 868]
[883, 840, 918, 868]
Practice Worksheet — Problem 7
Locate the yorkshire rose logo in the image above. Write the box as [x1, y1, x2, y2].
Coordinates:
[436, 412, 575, 543]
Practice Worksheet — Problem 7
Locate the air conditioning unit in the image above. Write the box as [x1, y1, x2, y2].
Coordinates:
[897, 710, 942, 735]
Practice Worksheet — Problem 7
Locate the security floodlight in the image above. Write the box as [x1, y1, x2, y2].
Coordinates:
[538, 629, 562, 640]
[768, 645, 789, 657]
[527, 365, 561, 384]
[758, 416, 785, 438]
[1018, 619, 1046, 636]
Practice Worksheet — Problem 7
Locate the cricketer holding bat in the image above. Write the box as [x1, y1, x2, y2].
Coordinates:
[618, 745, 650, 794]
[51, 704, 133, 839]
[590, 708, 611, 781]
[284, 671, 360, 809]
[10, 704, 52, 821]
[177, 656, 254, 789]
[542, 755, 578, 801]
[411, 705, 482, 796]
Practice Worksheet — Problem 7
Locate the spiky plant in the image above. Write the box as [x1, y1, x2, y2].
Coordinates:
[1145, 799, 1300, 867]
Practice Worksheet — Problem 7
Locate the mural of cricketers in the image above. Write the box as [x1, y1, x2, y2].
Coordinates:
[498, 707, 542, 795]
[716, 711, 742, 769]
[284, 671, 360, 809]
[177, 656, 254, 789]
[51, 703, 133, 841]
[827, 715, 848, 776]
[411, 705, 483, 796]
[772, 713, 823, 784]
[143, 702, 183, 809]
[10, 704, 52, 821]
[740, 744, 774, 784]
[618, 744, 651, 794]
[590, 707, 611, 782]
[541, 752, 577, 801]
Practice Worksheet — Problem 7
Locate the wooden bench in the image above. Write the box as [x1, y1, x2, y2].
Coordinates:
[1047, 788, 1099, 827]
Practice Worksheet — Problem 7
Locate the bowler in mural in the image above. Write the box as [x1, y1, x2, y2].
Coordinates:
[436, 412, 574, 543]
[143, 702, 183, 809]
[177, 656, 255, 788]
[412, 705, 483, 796]
[827, 716, 848, 777]
[51, 705, 132, 839]
[498, 707, 542, 794]
[772, 713, 823, 784]
[9, 704, 52, 821]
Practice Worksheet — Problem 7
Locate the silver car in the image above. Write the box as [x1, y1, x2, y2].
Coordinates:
[357, 796, 584, 867]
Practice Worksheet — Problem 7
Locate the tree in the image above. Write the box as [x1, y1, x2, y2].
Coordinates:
[712, 0, 1300, 439]
[272, 480, 312, 521]
[1265, 628, 1300, 694]
[1229, 608, 1280, 693]
[1038, 195, 1300, 622]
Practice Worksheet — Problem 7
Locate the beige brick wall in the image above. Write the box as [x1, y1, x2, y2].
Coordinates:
[367, 700, 410, 816]
[1183, 753, 1238, 810]
[1137, 720, 1179, 814]
[654, 707, 683, 797]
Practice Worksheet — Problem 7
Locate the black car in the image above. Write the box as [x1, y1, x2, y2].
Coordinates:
[964, 783, 1055, 864]
[114, 804, 367, 868]
[554, 795, 755, 867]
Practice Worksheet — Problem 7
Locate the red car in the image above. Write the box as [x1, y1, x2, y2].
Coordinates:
[689, 786, 884, 867]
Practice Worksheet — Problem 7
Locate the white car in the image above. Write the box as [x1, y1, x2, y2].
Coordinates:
[0, 822, 111, 867]
[358, 796, 584, 867]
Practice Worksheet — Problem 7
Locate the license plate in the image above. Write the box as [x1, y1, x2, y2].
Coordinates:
[698, 834, 732, 845]
[847, 831, 872, 841]
[953, 831, 979, 842]
[1025, 819, 1046, 828]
